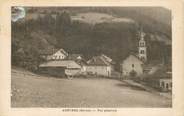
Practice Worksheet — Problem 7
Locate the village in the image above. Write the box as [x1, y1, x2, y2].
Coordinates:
[38, 29, 172, 93]
[11, 7, 172, 107]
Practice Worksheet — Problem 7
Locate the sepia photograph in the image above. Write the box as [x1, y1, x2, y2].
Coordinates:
[11, 6, 172, 108]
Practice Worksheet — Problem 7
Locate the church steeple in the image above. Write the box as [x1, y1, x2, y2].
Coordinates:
[138, 27, 147, 62]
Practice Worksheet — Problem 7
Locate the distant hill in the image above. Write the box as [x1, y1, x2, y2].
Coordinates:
[12, 7, 172, 71]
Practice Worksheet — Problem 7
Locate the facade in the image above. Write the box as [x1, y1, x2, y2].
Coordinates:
[159, 78, 172, 92]
[144, 76, 172, 92]
[39, 60, 81, 76]
[120, 54, 144, 77]
[67, 54, 87, 73]
[67, 54, 83, 60]
[86, 55, 112, 77]
[144, 66, 172, 92]
[47, 48, 68, 60]
[100, 54, 115, 71]
[41, 48, 68, 61]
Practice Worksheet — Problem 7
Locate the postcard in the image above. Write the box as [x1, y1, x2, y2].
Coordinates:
[0, 0, 183, 116]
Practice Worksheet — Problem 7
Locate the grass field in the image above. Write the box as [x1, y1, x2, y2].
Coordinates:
[11, 68, 172, 107]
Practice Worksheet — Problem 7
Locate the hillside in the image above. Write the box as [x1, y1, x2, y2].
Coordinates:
[11, 7, 172, 71]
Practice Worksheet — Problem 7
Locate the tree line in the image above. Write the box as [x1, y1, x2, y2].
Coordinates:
[12, 11, 171, 72]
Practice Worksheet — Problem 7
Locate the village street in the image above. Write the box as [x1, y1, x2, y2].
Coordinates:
[11, 69, 171, 107]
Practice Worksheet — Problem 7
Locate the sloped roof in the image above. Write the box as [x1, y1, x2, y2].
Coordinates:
[68, 54, 83, 60]
[100, 54, 115, 64]
[39, 60, 81, 69]
[57, 48, 68, 56]
[75, 60, 88, 66]
[40, 48, 68, 56]
[121, 53, 144, 64]
[67, 54, 87, 66]
[87, 56, 111, 66]
[40, 48, 58, 55]
[101, 54, 112, 62]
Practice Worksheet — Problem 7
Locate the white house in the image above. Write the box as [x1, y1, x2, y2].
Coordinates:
[86, 55, 112, 77]
[41, 48, 68, 61]
[120, 54, 144, 77]
[100, 54, 115, 71]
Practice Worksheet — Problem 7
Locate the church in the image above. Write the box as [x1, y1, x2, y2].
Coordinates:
[120, 28, 147, 77]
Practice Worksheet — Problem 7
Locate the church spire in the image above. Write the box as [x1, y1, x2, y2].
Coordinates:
[138, 27, 147, 62]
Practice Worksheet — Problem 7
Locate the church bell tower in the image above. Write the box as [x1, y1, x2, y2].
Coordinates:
[138, 28, 147, 62]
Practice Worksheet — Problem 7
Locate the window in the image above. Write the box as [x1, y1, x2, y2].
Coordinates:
[140, 50, 144, 54]
[161, 82, 165, 88]
[166, 83, 169, 89]
[141, 57, 145, 61]
[170, 83, 172, 88]
[139, 42, 145, 47]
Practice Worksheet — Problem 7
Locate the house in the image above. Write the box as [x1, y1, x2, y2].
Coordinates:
[100, 54, 115, 71]
[143, 65, 172, 92]
[40, 48, 68, 61]
[144, 73, 172, 92]
[120, 54, 144, 77]
[67, 54, 83, 60]
[86, 55, 112, 77]
[39, 60, 81, 77]
[159, 78, 172, 92]
[67, 54, 87, 73]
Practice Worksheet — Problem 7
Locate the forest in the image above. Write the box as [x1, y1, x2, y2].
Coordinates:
[11, 7, 172, 71]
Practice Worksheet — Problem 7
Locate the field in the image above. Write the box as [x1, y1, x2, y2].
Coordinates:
[11, 69, 171, 107]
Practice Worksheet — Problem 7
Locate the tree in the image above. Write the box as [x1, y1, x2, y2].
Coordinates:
[55, 11, 71, 35]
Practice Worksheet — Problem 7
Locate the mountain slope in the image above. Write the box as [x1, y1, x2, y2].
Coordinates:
[12, 7, 172, 71]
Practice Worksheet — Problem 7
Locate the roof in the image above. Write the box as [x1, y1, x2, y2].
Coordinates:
[67, 54, 83, 60]
[121, 53, 144, 64]
[40, 48, 68, 56]
[87, 56, 111, 66]
[101, 54, 112, 62]
[75, 60, 88, 66]
[146, 64, 172, 80]
[67, 54, 87, 66]
[100, 54, 115, 64]
[39, 60, 81, 69]
[40, 48, 58, 55]
[57, 48, 68, 56]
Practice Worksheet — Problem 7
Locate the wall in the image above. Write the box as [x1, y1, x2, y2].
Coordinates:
[86, 65, 111, 77]
[121, 55, 143, 77]
[159, 79, 172, 91]
[47, 51, 67, 60]
[39, 67, 65, 77]
[65, 69, 81, 76]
